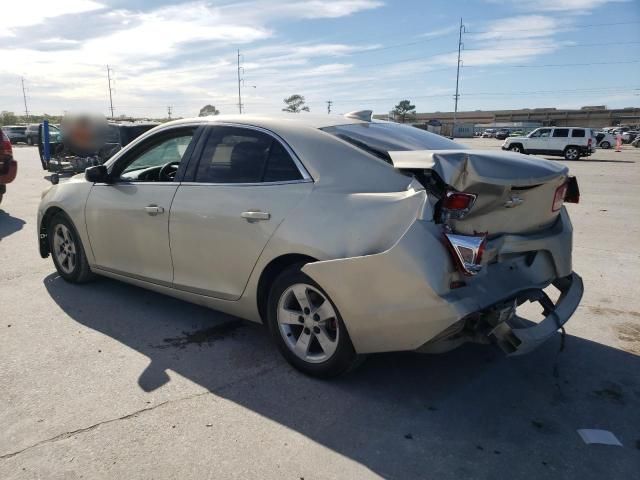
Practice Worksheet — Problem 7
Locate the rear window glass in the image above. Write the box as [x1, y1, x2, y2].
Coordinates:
[321, 122, 465, 163]
[571, 129, 585, 137]
[553, 129, 569, 137]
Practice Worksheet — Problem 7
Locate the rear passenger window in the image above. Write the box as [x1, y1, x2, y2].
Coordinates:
[571, 129, 585, 137]
[553, 129, 569, 137]
[195, 127, 302, 184]
[263, 142, 303, 182]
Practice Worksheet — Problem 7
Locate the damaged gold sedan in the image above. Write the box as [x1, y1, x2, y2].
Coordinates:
[38, 112, 583, 377]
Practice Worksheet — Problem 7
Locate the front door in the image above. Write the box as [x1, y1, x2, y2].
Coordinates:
[169, 125, 313, 299]
[85, 127, 197, 284]
[526, 128, 552, 153]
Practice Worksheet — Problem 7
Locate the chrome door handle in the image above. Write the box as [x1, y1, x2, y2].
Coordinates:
[241, 210, 270, 221]
[144, 205, 165, 215]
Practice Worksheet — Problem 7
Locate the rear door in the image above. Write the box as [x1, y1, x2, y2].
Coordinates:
[169, 125, 313, 300]
[550, 128, 570, 153]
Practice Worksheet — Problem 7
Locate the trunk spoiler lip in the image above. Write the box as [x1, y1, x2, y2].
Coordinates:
[387, 149, 568, 189]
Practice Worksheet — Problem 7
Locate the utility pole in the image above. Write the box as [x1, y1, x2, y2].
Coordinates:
[453, 17, 465, 137]
[326, 100, 333, 114]
[237, 49, 243, 114]
[167, 106, 172, 120]
[106, 65, 115, 119]
[21, 77, 30, 121]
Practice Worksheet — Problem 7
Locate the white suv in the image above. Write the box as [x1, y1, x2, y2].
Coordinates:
[502, 127, 596, 160]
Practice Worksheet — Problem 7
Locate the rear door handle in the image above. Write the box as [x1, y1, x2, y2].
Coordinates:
[144, 205, 165, 215]
[241, 210, 270, 221]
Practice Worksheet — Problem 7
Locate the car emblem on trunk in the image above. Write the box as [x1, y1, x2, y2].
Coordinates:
[504, 195, 524, 208]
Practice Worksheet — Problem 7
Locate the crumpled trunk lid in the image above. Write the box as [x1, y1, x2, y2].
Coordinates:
[389, 149, 569, 235]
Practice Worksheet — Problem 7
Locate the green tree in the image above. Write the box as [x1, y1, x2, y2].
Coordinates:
[282, 94, 310, 113]
[199, 105, 220, 116]
[0, 111, 18, 126]
[392, 100, 416, 123]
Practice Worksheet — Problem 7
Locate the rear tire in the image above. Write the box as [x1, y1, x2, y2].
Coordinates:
[600, 141, 610, 149]
[564, 147, 580, 160]
[266, 264, 361, 378]
[48, 213, 94, 283]
[508, 144, 524, 154]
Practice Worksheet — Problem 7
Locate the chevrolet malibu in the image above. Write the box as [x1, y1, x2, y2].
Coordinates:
[38, 112, 584, 377]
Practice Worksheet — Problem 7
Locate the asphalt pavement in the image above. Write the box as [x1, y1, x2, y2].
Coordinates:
[1, 141, 639, 479]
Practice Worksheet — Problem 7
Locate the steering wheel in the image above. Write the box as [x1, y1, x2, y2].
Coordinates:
[158, 161, 181, 181]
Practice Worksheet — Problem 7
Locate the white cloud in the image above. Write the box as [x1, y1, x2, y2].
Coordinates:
[0, 0, 103, 35]
[491, 0, 628, 11]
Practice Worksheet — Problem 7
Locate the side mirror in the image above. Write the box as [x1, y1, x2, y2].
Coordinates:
[85, 165, 109, 183]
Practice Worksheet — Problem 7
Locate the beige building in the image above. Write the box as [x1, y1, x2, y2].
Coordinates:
[377, 106, 640, 132]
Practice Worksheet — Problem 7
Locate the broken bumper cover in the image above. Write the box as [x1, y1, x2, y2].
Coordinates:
[489, 272, 583, 356]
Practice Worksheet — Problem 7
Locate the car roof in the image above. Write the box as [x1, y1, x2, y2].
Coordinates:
[158, 113, 369, 131]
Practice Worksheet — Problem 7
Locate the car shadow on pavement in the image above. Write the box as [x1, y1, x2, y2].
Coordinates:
[43, 273, 640, 479]
[0, 210, 26, 240]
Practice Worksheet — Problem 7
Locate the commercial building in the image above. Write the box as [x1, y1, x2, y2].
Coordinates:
[378, 106, 640, 135]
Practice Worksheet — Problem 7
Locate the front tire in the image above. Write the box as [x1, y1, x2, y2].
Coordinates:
[564, 147, 580, 160]
[600, 141, 610, 149]
[266, 264, 360, 378]
[508, 144, 524, 153]
[48, 213, 94, 283]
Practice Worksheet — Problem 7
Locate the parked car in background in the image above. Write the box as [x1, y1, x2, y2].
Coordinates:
[0, 130, 18, 205]
[25, 124, 41, 145]
[632, 135, 640, 148]
[482, 129, 496, 138]
[495, 129, 510, 140]
[622, 130, 639, 144]
[38, 113, 583, 377]
[502, 127, 595, 160]
[594, 131, 615, 149]
[511, 130, 524, 136]
[2, 125, 27, 144]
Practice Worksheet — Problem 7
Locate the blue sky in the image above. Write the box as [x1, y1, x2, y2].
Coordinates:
[1, 0, 639, 118]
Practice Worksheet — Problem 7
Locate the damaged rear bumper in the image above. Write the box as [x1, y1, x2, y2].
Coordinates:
[487, 273, 583, 355]
[302, 209, 581, 355]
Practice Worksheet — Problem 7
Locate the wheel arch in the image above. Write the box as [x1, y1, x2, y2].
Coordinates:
[256, 253, 318, 323]
[39, 206, 68, 258]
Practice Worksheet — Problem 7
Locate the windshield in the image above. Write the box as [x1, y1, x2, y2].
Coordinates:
[321, 122, 465, 162]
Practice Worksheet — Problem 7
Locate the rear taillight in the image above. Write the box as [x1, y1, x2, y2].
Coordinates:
[441, 191, 477, 220]
[444, 232, 487, 276]
[1, 131, 12, 156]
[552, 183, 568, 212]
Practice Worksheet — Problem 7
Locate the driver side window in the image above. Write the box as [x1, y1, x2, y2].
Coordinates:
[119, 131, 194, 182]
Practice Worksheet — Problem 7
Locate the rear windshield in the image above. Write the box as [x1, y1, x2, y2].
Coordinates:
[321, 122, 465, 163]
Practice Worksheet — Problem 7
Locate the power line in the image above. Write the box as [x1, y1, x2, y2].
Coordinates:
[465, 20, 640, 35]
[464, 60, 640, 69]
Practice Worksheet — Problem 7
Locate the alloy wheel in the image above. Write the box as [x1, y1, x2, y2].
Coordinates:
[277, 283, 339, 363]
[53, 224, 77, 275]
[565, 148, 579, 160]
